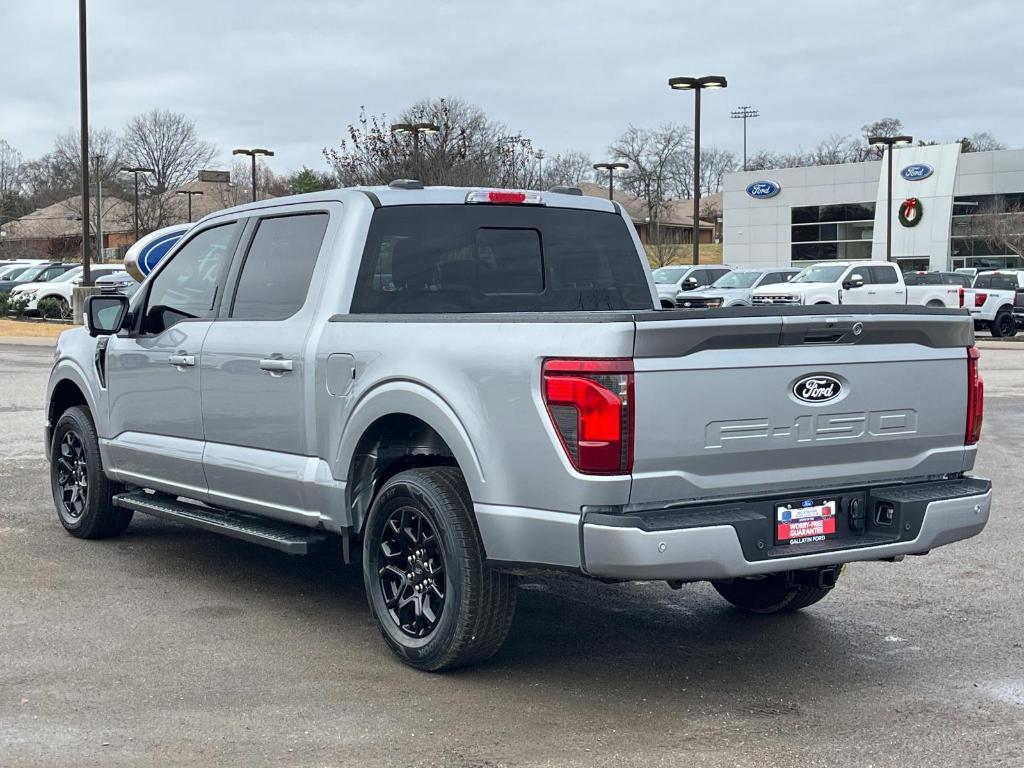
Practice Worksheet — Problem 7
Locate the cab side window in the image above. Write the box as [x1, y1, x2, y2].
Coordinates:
[867, 265, 899, 284]
[143, 222, 240, 334]
[230, 213, 329, 321]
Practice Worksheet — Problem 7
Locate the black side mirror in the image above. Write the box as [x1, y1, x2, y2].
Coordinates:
[85, 294, 129, 337]
[680, 276, 699, 291]
[842, 273, 864, 290]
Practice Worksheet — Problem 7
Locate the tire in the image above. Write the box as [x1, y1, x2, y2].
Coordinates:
[50, 406, 133, 539]
[711, 567, 841, 614]
[362, 466, 517, 671]
[991, 309, 1017, 338]
[660, 300, 675, 309]
[814, 301, 833, 305]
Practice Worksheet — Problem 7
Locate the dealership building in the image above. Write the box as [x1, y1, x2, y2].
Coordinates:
[722, 143, 1024, 272]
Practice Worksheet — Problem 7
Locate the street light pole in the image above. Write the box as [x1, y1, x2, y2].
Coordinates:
[868, 134, 913, 261]
[78, 0, 91, 285]
[730, 106, 759, 170]
[390, 123, 440, 183]
[593, 162, 628, 200]
[669, 75, 727, 266]
[175, 190, 204, 223]
[232, 148, 275, 203]
[535, 150, 545, 188]
[119, 166, 155, 241]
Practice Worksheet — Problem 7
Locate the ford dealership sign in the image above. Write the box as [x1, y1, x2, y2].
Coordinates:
[746, 180, 781, 199]
[123, 223, 192, 281]
[900, 163, 934, 181]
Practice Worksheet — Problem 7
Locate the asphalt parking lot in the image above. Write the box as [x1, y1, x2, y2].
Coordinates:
[1, 339, 1022, 768]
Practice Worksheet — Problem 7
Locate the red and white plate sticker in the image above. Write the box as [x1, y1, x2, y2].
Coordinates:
[776, 499, 837, 545]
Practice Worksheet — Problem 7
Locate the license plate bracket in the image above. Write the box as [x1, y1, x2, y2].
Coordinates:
[776, 497, 838, 546]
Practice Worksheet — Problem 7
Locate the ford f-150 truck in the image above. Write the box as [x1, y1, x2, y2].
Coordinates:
[47, 184, 991, 671]
[751, 261, 963, 308]
[963, 269, 1023, 337]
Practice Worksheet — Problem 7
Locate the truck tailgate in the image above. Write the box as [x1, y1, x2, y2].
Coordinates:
[629, 309, 974, 506]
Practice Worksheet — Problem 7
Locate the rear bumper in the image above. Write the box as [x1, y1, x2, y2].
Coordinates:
[1013, 307, 1024, 328]
[477, 477, 991, 581]
[582, 478, 991, 581]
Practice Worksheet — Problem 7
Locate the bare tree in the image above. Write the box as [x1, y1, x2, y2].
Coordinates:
[52, 127, 124, 190]
[975, 204, 1024, 258]
[122, 110, 217, 193]
[324, 97, 536, 189]
[0, 139, 26, 223]
[698, 146, 738, 194]
[960, 132, 1006, 153]
[857, 117, 905, 160]
[543, 150, 593, 188]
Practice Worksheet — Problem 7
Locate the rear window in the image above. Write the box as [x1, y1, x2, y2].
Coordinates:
[904, 272, 942, 285]
[350, 205, 652, 313]
[974, 274, 1019, 291]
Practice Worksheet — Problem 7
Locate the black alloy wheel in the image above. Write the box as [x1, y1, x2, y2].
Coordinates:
[55, 430, 89, 523]
[378, 505, 447, 638]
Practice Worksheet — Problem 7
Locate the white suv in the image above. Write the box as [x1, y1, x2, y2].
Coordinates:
[10, 265, 123, 318]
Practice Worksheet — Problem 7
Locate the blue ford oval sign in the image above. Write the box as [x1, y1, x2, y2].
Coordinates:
[746, 180, 781, 199]
[122, 223, 192, 281]
[900, 163, 933, 181]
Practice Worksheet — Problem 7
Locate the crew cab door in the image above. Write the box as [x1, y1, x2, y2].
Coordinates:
[864, 264, 906, 305]
[199, 209, 333, 524]
[105, 220, 243, 496]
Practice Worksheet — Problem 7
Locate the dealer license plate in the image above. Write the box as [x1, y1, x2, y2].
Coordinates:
[776, 498, 838, 546]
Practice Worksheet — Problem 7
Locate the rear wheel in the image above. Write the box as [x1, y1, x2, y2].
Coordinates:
[362, 466, 517, 671]
[711, 566, 841, 614]
[991, 309, 1017, 337]
[50, 406, 132, 538]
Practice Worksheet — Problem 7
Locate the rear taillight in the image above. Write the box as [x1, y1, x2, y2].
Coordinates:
[966, 346, 984, 445]
[465, 190, 544, 205]
[543, 359, 633, 474]
[958, 287, 965, 307]
[974, 292, 988, 308]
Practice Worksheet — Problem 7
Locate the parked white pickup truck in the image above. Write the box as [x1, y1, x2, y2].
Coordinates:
[963, 269, 1024, 337]
[752, 261, 961, 307]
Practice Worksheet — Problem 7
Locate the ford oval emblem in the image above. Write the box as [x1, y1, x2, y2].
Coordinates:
[746, 180, 781, 199]
[792, 374, 843, 404]
[900, 163, 933, 181]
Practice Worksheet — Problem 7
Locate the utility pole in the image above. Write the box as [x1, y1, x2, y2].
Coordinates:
[730, 106, 759, 171]
[92, 154, 104, 263]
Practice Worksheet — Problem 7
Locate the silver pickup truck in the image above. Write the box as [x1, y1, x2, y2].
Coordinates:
[47, 184, 991, 671]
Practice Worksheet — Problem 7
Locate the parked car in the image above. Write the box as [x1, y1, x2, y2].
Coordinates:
[675, 268, 800, 308]
[0, 262, 75, 296]
[902, 271, 971, 308]
[955, 267, 979, 279]
[751, 261, 937, 306]
[652, 264, 733, 308]
[963, 270, 1024, 337]
[47, 185, 990, 671]
[95, 270, 141, 298]
[0, 264, 34, 280]
[11, 264, 123, 318]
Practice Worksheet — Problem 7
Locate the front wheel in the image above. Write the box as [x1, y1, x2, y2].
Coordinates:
[991, 309, 1017, 338]
[711, 566, 841, 614]
[50, 406, 132, 538]
[362, 466, 517, 671]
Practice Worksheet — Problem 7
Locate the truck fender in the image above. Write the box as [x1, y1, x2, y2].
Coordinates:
[335, 379, 486, 526]
[45, 359, 101, 460]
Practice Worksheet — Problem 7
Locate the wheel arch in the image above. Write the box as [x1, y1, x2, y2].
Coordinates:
[46, 365, 98, 461]
[337, 381, 486, 534]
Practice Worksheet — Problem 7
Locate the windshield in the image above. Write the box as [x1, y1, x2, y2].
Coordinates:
[14, 265, 51, 282]
[712, 271, 760, 289]
[50, 267, 84, 283]
[791, 265, 848, 284]
[0, 265, 30, 279]
[652, 267, 688, 284]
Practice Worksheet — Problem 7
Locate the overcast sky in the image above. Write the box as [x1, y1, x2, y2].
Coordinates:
[2, 0, 1022, 175]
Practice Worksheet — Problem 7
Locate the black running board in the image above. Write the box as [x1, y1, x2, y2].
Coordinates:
[114, 490, 331, 555]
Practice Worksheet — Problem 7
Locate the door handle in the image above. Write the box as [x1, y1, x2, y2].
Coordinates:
[168, 353, 196, 367]
[259, 357, 294, 373]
